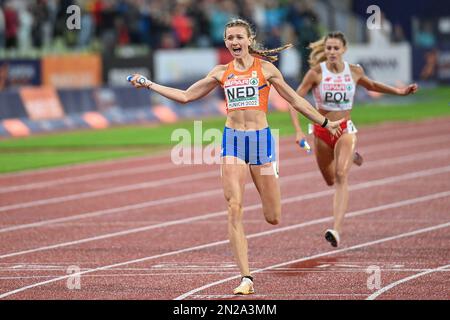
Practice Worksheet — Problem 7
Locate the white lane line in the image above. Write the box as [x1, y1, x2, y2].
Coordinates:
[175, 222, 450, 300]
[0, 172, 315, 233]
[2, 269, 450, 280]
[2, 267, 447, 273]
[0, 164, 449, 259]
[0, 149, 449, 235]
[0, 162, 186, 193]
[0, 170, 219, 212]
[0, 189, 448, 299]
[0, 150, 172, 178]
[1, 118, 447, 180]
[189, 293, 370, 299]
[1, 142, 449, 215]
[0, 150, 308, 194]
[0, 192, 448, 300]
[366, 264, 450, 300]
[2, 132, 449, 193]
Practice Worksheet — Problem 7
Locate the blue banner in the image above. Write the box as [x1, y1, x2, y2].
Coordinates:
[0, 90, 28, 120]
[0, 59, 41, 89]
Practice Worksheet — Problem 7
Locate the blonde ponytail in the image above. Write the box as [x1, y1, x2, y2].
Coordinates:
[249, 43, 293, 62]
[308, 37, 326, 68]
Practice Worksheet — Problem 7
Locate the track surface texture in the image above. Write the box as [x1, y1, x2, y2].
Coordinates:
[0, 118, 449, 300]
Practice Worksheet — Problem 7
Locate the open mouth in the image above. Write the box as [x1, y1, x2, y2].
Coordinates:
[232, 47, 242, 54]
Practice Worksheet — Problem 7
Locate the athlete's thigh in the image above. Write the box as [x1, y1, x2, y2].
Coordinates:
[249, 161, 280, 208]
[221, 156, 248, 202]
[334, 133, 356, 174]
[314, 136, 335, 184]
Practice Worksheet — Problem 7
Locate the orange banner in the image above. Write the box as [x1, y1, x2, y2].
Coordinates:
[20, 87, 65, 120]
[152, 105, 178, 123]
[42, 54, 102, 88]
[83, 112, 109, 129]
[2, 119, 30, 137]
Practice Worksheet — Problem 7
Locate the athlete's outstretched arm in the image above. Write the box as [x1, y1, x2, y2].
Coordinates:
[129, 65, 223, 104]
[354, 65, 418, 96]
[288, 69, 318, 143]
[262, 61, 343, 136]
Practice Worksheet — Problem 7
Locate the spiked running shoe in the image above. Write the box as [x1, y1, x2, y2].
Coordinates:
[233, 277, 255, 295]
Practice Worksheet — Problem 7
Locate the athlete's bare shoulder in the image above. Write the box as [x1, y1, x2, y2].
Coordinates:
[349, 63, 365, 83]
[215, 64, 229, 72]
[259, 59, 282, 82]
[310, 64, 322, 75]
[349, 63, 364, 75]
[208, 64, 229, 82]
[260, 59, 277, 72]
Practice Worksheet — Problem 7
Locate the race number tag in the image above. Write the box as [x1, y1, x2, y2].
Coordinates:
[224, 78, 260, 110]
[346, 120, 358, 134]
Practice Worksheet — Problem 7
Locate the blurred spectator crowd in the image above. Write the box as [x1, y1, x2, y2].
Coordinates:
[0, 0, 322, 54]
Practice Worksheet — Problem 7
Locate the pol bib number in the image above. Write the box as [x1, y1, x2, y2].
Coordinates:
[346, 120, 358, 134]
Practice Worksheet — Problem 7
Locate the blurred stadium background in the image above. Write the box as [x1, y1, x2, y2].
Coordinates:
[0, 0, 449, 172]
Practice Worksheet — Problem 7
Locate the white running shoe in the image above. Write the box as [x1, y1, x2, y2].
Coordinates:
[325, 229, 340, 247]
[233, 277, 255, 295]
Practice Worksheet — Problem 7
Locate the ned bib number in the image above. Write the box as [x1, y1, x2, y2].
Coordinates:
[224, 78, 260, 109]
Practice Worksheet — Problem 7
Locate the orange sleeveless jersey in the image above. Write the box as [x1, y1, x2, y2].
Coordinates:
[220, 57, 270, 114]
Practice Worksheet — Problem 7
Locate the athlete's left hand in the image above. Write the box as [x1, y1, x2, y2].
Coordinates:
[399, 83, 418, 96]
[326, 118, 345, 137]
[295, 131, 306, 145]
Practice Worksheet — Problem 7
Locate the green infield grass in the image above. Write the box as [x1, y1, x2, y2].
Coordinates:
[0, 86, 448, 173]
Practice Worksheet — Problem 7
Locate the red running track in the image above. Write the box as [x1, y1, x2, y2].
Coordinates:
[0, 118, 449, 300]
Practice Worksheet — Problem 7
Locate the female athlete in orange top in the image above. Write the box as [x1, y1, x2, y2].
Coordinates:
[129, 19, 344, 295]
[289, 32, 418, 248]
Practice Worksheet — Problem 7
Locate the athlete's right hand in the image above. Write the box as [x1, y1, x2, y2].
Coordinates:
[128, 74, 153, 89]
[399, 83, 418, 96]
[326, 118, 345, 137]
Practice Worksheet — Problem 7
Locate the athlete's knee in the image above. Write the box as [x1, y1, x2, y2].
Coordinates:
[335, 169, 348, 184]
[264, 208, 281, 225]
[265, 216, 280, 225]
[227, 198, 243, 224]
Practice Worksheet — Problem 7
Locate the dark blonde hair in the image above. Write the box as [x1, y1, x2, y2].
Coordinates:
[308, 31, 347, 68]
[224, 18, 293, 62]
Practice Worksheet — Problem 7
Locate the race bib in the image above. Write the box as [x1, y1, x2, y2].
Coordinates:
[346, 120, 358, 134]
[224, 77, 260, 109]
